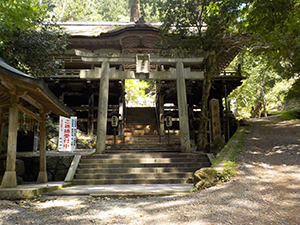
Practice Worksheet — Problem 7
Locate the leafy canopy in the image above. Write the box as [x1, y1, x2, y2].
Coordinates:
[47, 0, 166, 22]
[0, 0, 48, 41]
[159, 0, 247, 54]
[0, 0, 68, 77]
[243, 0, 300, 77]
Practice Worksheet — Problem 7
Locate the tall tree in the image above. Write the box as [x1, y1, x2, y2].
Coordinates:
[159, 0, 248, 151]
[0, 23, 68, 77]
[244, 0, 300, 105]
[243, 0, 300, 76]
[0, 0, 47, 42]
[50, 0, 129, 22]
[0, 0, 68, 77]
[229, 52, 292, 118]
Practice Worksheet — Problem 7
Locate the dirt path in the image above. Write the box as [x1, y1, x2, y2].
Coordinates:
[0, 116, 300, 224]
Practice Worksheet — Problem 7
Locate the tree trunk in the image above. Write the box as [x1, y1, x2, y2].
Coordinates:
[197, 57, 213, 152]
[261, 89, 267, 117]
[130, 0, 140, 22]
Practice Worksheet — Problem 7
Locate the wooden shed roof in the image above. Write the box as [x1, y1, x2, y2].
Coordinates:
[0, 59, 74, 119]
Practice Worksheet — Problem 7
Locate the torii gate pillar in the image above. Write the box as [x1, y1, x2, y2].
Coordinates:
[96, 61, 109, 154]
[176, 62, 191, 153]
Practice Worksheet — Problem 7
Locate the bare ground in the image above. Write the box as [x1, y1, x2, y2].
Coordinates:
[1, 115, 300, 225]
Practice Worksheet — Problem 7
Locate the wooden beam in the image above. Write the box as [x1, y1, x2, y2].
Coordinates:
[0, 79, 16, 95]
[75, 50, 205, 64]
[17, 104, 44, 122]
[0, 75, 36, 93]
[0, 86, 7, 92]
[21, 94, 44, 110]
[0, 103, 10, 108]
[79, 68, 204, 80]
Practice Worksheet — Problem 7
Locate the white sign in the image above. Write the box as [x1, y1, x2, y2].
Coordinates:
[58, 116, 77, 151]
[111, 115, 119, 127]
[136, 54, 150, 73]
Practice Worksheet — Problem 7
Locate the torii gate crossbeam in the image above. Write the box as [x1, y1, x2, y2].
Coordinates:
[75, 51, 208, 153]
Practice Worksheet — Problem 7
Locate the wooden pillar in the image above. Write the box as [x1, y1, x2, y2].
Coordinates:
[37, 111, 47, 183]
[118, 97, 124, 136]
[118, 80, 125, 136]
[96, 61, 109, 154]
[209, 99, 223, 143]
[0, 109, 4, 152]
[88, 93, 94, 135]
[59, 92, 64, 103]
[1, 95, 18, 187]
[188, 101, 195, 144]
[176, 62, 191, 153]
[157, 82, 165, 136]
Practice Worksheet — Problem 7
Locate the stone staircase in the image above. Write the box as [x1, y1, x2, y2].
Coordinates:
[106, 107, 180, 149]
[72, 107, 211, 185]
[72, 152, 211, 185]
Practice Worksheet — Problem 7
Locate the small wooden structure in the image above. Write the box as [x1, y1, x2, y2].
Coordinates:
[0, 58, 73, 188]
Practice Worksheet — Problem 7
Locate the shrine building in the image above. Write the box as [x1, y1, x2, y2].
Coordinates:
[46, 17, 243, 154]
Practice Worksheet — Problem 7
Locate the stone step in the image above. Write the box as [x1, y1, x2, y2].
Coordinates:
[75, 166, 203, 174]
[105, 139, 180, 146]
[104, 148, 181, 154]
[125, 123, 157, 129]
[79, 158, 208, 164]
[124, 130, 159, 135]
[80, 154, 208, 162]
[77, 162, 207, 169]
[72, 178, 192, 185]
[82, 153, 208, 159]
[74, 172, 194, 180]
[105, 134, 179, 141]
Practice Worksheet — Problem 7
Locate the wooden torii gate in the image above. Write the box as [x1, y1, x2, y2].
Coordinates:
[75, 51, 209, 154]
[0, 59, 74, 188]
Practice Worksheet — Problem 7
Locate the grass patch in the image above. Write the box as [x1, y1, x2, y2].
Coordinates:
[211, 143, 231, 166]
[192, 128, 246, 193]
[280, 110, 300, 120]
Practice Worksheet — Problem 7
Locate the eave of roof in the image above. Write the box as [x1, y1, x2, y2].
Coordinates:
[58, 21, 162, 37]
[0, 59, 74, 117]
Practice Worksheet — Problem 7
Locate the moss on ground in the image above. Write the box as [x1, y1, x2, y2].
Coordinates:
[192, 128, 246, 193]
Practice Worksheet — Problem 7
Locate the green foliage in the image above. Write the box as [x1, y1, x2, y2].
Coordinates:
[0, 0, 48, 42]
[0, 22, 68, 77]
[285, 78, 300, 102]
[192, 128, 245, 192]
[159, 0, 248, 151]
[192, 165, 236, 192]
[229, 52, 293, 118]
[0, 0, 68, 77]
[139, 0, 167, 22]
[193, 168, 219, 191]
[125, 79, 155, 106]
[159, 0, 247, 53]
[48, 0, 165, 22]
[280, 110, 300, 120]
[244, 0, 300, 78]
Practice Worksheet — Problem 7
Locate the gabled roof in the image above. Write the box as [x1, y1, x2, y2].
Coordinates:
[59, 21, 161, 37]
[0, 59, 74, 118]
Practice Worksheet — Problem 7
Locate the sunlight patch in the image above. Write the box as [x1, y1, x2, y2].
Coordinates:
[38, 199, 85, 209]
